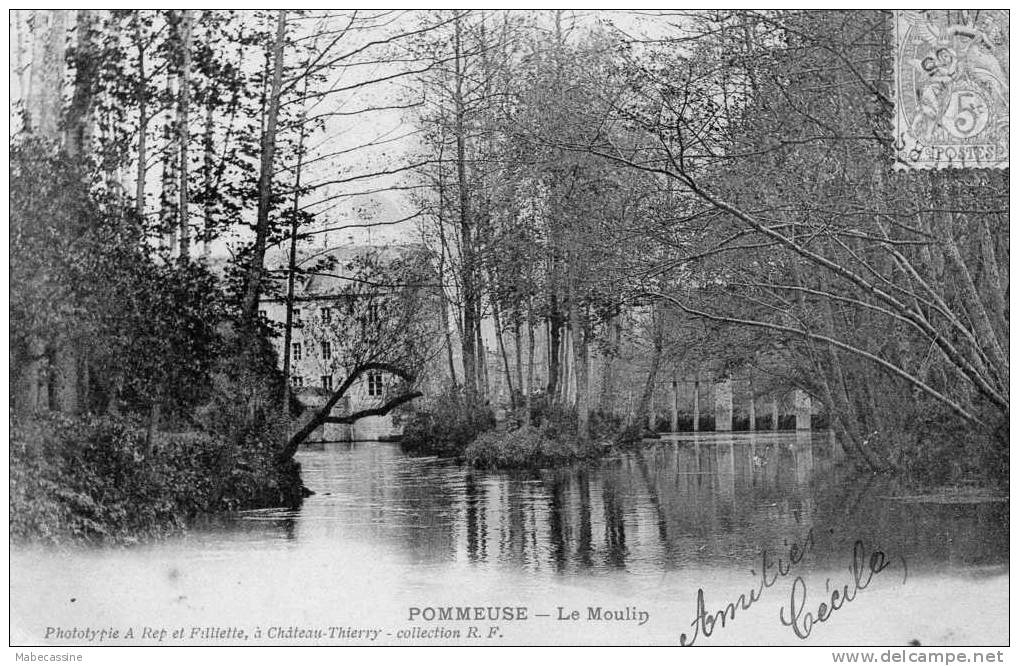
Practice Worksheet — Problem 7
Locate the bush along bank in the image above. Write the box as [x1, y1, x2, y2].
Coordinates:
[400, 389, 497, 457]
[464, 425, 605, 469]
[401, 391, 635, 469]
[9, 412, 304, 545]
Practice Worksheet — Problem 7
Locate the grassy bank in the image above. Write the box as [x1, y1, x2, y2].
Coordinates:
[9, 413, 304, 545]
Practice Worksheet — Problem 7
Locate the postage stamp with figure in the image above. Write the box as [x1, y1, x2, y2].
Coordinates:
[893, 10, 1009, 170]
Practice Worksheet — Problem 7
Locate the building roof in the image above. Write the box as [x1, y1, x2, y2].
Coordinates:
[260, 242, 429, 300]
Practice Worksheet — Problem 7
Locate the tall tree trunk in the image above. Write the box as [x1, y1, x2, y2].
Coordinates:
[134, 16, 148, 219]
[490, 295, 515, 407]
[241, 10, 287, 326]
[202, 100, 214, 257]
[159, 48, 180, 255]
[525, 296, 535, 426]
[693, 374, 700, 432]
[513, 316, 523, 401]
[12, 12, 31, 112]
[748, 373, 756, 431]
[633, 306, 664, 430]
[64, 10, 96, 156]
[177, 10, 193, 260]
[669, 372, 678, 432]
[26, 10, 68, 138]
[16, 10, 67, 415]
[49, 9, 98, 416]
[475, 313, 488, 397]
[599, 314, 620, 413]
[452, 16, 477, 395]
[546, 306, 562, 397]
[281, 108, 308, 418]
[572, 307, 591, 442]
[438, 261, 458, 388]
[433, 146, 458, 388]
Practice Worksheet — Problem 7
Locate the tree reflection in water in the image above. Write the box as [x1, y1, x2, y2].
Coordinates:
[286, 433, 1007, 577]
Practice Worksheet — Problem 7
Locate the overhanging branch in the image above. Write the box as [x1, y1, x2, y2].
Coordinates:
[278, 362, 416, 462]
[324, 391, 422, 424]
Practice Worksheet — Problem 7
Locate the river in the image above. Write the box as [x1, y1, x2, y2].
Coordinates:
[10, 431, 1008, 646]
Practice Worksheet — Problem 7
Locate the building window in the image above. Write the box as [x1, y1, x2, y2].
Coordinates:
[258, 309, 268, 321]
[291, 375, 303, 387]
[292, 342, 302, 361]
[294, 308, 302, 325]
[321, 307, 331, 323]
[321, 375, 333, 391]
[367, 371, 384, 397]
[321, 341, 332, 360]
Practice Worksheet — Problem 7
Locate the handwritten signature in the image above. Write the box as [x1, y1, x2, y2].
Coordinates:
[679, 532, 906, 645]
[680, 529, 815, 646]
[780, 539, 903, 639]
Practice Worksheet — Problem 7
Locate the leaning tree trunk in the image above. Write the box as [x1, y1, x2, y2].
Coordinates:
[279, 363, 420, 463]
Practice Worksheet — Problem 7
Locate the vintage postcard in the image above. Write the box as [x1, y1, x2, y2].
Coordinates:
[8, 8, 1010, 656]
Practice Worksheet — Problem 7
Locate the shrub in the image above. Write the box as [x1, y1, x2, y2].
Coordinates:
[400, 389, 495, 456]
[464, 425, 598, 469]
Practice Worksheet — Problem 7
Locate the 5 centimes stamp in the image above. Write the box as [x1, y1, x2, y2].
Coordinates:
[893, 10, 1009, 170]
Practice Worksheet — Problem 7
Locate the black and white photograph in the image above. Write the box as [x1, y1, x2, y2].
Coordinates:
[8, 8, 1011, 654]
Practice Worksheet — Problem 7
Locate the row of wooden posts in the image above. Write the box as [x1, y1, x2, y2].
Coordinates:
[652, 378, 813, 432]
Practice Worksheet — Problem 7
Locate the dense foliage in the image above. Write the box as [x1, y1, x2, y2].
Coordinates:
[10, 413, 303, 544]
[9, 142, 302, 543]
[400, 389, 496, 456]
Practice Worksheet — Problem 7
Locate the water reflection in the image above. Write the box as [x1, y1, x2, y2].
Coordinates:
[10, 430, 1008, 647]
[286, 432, 1007, 577]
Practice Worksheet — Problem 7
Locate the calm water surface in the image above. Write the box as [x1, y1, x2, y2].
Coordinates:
[11, 431, 1008, 646]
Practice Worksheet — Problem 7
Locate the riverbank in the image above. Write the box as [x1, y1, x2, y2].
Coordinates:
[9, 413, 305, 545]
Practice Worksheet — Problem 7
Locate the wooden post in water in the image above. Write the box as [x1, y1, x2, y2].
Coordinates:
[715, 377, 733, 431]
[669, 373, 678, 432]
[748, 375, 756, 431]
[794, 389, 812, 430]
[692, 375, 700, 432]
[647, 384, 655, 431]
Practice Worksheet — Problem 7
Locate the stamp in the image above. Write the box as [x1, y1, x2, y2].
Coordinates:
[893, 10, 1009, 170]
